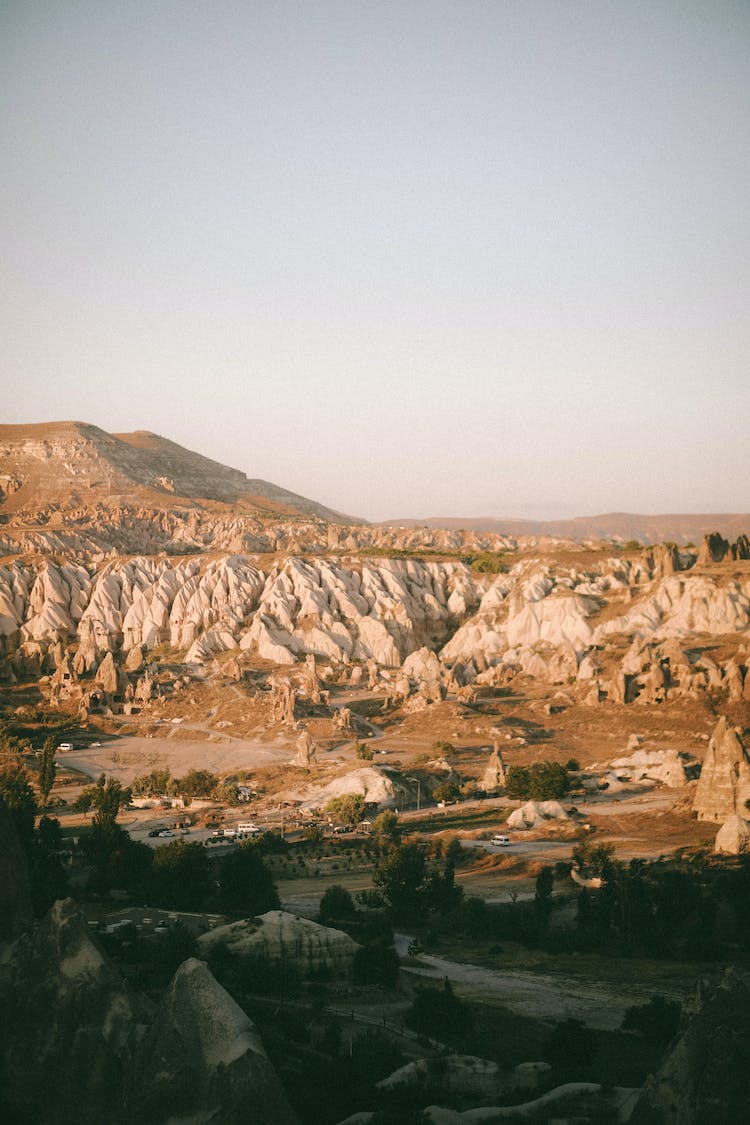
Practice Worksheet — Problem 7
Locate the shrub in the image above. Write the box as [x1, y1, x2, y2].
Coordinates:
[319, 884, 357, 924]
[406, 980, 473, 1040]
[622, 996, 681, 1043]
[352, 942, 399, 987]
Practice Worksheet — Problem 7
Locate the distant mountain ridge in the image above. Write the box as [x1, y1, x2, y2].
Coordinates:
[0, 420, 354, 522]
[382, 512, 750, 545]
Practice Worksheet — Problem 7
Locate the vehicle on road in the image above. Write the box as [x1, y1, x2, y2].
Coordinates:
[148, 828, 165, 838]
[491, 834, 511, 847]
[57, 742, 74, 752]
[237, 822, 261, 836]
[157, 830, 175, 838]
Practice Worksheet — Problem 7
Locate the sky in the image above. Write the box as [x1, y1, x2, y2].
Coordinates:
[2, 1, 749, 522]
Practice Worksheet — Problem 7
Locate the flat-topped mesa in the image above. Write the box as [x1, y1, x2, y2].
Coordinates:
[692, 717, 750, 823]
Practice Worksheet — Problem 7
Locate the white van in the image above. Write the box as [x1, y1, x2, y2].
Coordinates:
[237, 822, 260, 836]
[491, 834, 511, 847]
[57, 742, 73, 752]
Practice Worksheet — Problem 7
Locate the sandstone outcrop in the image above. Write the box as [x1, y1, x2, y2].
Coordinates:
[631, 969, 750, 1125]
[507, 800, 568, 829]
[1, 544, 750, 709]
[692, 717, 750, 822]
[198, 910, 357, 976]
[136, 957, 298, 1124]
[295, 766, 396, 809]
[714, 815, 750, 855]
[481, 744, 506, 792]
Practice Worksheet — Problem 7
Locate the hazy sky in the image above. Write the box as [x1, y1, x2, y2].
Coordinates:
[2, 1, 749, 521]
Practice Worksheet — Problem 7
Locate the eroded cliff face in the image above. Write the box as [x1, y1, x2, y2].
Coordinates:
[1, 538, 750, 709]
[631, 970, 750, 1125]
[0, 900, 298, 1125]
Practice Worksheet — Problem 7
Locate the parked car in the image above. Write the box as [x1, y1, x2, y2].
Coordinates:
[491, 834, 511, 847]
[57, 742, 74, 752]
[157, 830, 175, 838]
[148, 828, 165, 838]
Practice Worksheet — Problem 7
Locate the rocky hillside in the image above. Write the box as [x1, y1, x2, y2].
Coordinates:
[2, 537, 750, 718]
[0, 420, 353, 522]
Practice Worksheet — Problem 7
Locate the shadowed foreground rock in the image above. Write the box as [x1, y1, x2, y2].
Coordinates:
[0, 899, 298, 1125]
[135, 957, 298, 1125]
[630, 969, 750, 1125]
[0, 898, 149, 1125]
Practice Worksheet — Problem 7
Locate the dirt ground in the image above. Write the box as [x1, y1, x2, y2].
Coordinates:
[62, 733, 294, 784]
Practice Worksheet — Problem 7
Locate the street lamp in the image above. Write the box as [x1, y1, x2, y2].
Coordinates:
[407, 776, 421, 812]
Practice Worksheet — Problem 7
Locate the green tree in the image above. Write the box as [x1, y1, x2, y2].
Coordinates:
[505, 762, 570, 801]
[37, 815, 63, 852]
[406, 979, 473, 1040]
[527, 762, 570, 800]
[215, 778, 239, 804]
[74, 773, 131, 830]
[355, 741, 374, 760]
[352, 942, 399, 987]
[426, 856, 463, 916]
[534, 865, 554, 942]
[319, 884, 357, 925]
[142, 921, 198, 987]
[149, 840, 212, 911]
[622, 996, 681, 1044]
[505, 765, 531, 799]
[324, 793, 366, 828]
[572, 839, 615, 876]
[0, 761, 38, 849]
[176, 769, 218, 799]
[374, 843, 428, 922]
[132, 768, 171, 797]
[371, 810, 400, 850]
[432, 780, 461, 804]
[0, 721, 31, 759]
[38, 737, 57, 804]
[545, 1018, 597, 1077]
[218, 841, 280, 915]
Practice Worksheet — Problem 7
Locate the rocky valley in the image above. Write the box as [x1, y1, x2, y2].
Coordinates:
[2, 422, 750, 1125]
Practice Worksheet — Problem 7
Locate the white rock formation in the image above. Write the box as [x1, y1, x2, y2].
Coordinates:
[198, 910, 358, 975]
[296, 766, 396, 809]
[507, 800, 568, 829]
[377, 1055, 501, 1098]
[714, 815, 750, 855]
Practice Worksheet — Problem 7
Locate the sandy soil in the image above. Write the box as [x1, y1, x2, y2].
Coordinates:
[64, 734, 293, 784]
